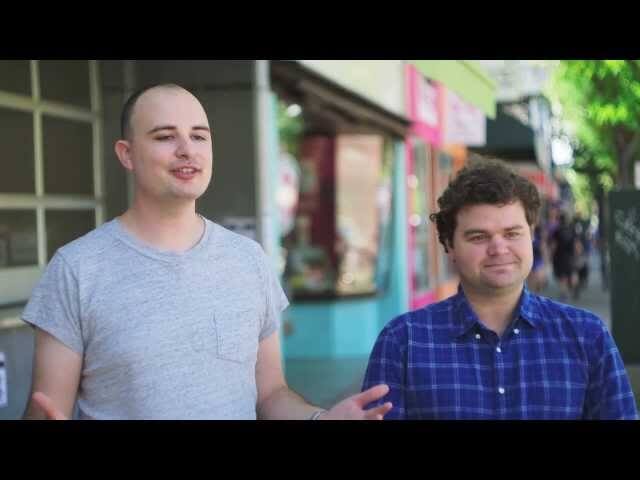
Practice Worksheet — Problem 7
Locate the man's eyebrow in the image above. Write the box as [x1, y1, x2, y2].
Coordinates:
[463, 225, 526, 237]
[147, 125, 210, 134]
[147, 125, 175, 134]
[463, 229, 489, 237]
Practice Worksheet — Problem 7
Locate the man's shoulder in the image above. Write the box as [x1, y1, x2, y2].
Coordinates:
[528, 293, 607, 333]
[423, 295, 458, 315]
[383, 298, 454, 338]
[54, 221, 118, 266]
[206, 219, 264, 258]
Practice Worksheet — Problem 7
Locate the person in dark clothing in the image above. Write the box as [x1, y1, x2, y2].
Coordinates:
[572, 215, 591, 299]
[527, 224, 548, 293]
[550, 212, 577, 301]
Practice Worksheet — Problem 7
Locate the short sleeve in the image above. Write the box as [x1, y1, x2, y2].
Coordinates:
[256, 247, 289, 341]
[21, 252, 84, 355]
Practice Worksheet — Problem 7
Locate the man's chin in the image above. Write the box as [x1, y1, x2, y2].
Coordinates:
[485, 280, 524, 293]
[461, 276, 524, 294]
[477, 274, 524, 291]
[171, 188, 207, 201]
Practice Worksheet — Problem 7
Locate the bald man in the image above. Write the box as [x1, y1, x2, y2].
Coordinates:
[22, 84, 391, 420]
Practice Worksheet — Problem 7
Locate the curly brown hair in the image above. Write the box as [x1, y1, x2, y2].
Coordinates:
[429, 160, 541, 253]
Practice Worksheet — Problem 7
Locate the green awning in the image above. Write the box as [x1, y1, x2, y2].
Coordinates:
[411, 60, 496, 119]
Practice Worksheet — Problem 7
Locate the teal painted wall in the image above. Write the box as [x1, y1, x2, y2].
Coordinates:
[377, 142, 409, 332]
[332, 299, 380, 357]
[282, 303, 336, 357]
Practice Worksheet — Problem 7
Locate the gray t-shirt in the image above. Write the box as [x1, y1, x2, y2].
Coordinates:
[22, 217, 289, 419]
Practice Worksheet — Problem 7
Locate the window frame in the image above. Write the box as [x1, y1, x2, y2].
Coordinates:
[0, 60, 104, 306]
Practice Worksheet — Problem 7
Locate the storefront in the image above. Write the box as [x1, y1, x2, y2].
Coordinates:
[270, 60, 411, 359]
[269, 60, 496, 359]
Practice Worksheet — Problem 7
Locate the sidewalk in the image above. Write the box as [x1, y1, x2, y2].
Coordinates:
[540, 251, 611, 330]
[284, 250, 640, 412]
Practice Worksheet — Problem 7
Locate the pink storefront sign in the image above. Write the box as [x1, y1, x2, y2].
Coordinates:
[407, 64, 443, 147]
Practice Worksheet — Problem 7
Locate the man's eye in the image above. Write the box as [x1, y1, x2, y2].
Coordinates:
[470, 236, 486, 242]
[156, 135, 173, 141]
[506, 231, 521, 239]
[192, 135, 207, 141]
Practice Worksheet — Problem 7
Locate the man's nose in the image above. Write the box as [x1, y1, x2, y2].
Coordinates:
[175, 136, 194, 158]
[487, 235, 509, 255]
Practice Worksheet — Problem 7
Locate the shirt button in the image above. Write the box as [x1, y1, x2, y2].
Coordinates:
[475, 333, 481, 340]
[498, 387, 505, 395]
[496, 347, 502, 353]
[514, 328, 520, 335]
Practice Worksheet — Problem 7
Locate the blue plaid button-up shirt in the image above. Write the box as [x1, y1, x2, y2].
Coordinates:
[362, 286, 638, 420]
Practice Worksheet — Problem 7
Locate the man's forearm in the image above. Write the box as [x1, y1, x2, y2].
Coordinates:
[256, 385, 324, 420]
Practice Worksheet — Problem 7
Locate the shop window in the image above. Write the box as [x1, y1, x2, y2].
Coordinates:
[0, 210, 38, 268]
[0, 60, 31, 97]
[45, 210, 96, 261]
[0, 107, 35, 193]
[335, 134, 387, 295]
[277, 99, 394, 299]
[39, 61, 91, 109]
[43, 115, 94, 195]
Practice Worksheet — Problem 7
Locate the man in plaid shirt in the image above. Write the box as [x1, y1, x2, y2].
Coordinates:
[363, 160, 638, 419]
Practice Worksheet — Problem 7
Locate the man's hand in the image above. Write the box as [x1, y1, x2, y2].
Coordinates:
[321, 384, 392, 420]
[31, 391, 68, 420]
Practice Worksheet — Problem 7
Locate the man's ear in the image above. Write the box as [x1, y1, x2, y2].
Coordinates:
[446, 247, 456, 262]
[114, 140, 134, 171]
[445, 239, 454, 257]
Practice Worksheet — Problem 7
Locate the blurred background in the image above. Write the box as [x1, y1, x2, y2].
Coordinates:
[1, 60, 638, 418]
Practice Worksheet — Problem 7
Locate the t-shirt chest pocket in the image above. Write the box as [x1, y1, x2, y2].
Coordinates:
[213, 306, 260, 363]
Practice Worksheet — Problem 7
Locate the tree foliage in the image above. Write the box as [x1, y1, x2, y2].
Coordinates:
[549, 60, 640, 191]
[277, 99, 303, 158]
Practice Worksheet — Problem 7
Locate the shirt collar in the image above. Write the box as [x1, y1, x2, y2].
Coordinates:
[450, 284, 539, 339]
